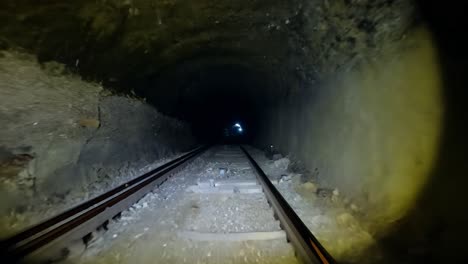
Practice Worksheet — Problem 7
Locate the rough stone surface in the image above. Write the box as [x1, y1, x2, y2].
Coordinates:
[0, 0, 416, 114]
[0, 51, 194, 237]
[257, 28, 442, 231]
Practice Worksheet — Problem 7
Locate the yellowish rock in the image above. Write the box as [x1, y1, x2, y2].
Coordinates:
[336, 212, 356, 228]
[78, 118, 100, 128]
[350, 203, 359, 212]
[302, 182, 317, 193]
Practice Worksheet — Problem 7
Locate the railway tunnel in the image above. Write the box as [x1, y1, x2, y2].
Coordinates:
[0, 0, 467, 263]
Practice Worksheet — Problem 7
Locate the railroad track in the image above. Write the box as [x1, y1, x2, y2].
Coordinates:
[1, 145, 335, 264]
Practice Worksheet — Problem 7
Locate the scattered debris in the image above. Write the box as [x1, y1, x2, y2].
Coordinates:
[246, 147, 375, 261]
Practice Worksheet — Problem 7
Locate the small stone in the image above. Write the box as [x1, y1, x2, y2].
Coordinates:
[317, 188, 333, 198]
[302, 182, 317, 193]
[142, 202, 148, 208]
[112, 234, 118, 238]
[279, 174, 292, 183]
[274, 158, 290, 170]
[350, 203, 359, 212]
[272, 153, 283, 160]
[333, 188, 340, 196]
[336, 213, 356, 228]
[43, 61, 66, 75]
[78, 118, 100, 128]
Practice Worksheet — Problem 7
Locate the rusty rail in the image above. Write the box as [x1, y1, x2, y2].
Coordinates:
[241, 146, 336, 264]
[1, 146, 207, 262]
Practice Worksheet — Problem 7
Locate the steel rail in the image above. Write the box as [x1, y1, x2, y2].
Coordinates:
[240, 146, 336, 264]
[1, 146, 208, 262]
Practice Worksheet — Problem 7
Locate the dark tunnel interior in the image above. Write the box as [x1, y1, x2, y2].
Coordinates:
[138, 62, 272, 143]
[1, 0, 468, 263]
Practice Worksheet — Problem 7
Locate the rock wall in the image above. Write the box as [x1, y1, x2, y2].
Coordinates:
[0, 51, 194, 236]
[256, 24, 450, 262]
[254, 1, 467, 262]
[261, 26, 442, 219]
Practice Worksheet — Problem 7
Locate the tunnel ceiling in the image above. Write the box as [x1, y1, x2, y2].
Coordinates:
[0, 0, 416, 126]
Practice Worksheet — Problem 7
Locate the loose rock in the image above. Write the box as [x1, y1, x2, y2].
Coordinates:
[78, 118, 100, 128]
[302, 182, 318, 193]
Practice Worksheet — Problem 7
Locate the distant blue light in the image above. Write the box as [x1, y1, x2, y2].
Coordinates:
[234, 123, 241, 128]
[238, 127, 243, 133]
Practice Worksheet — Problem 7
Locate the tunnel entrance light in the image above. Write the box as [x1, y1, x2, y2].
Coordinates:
[228, 122, 244, 136]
